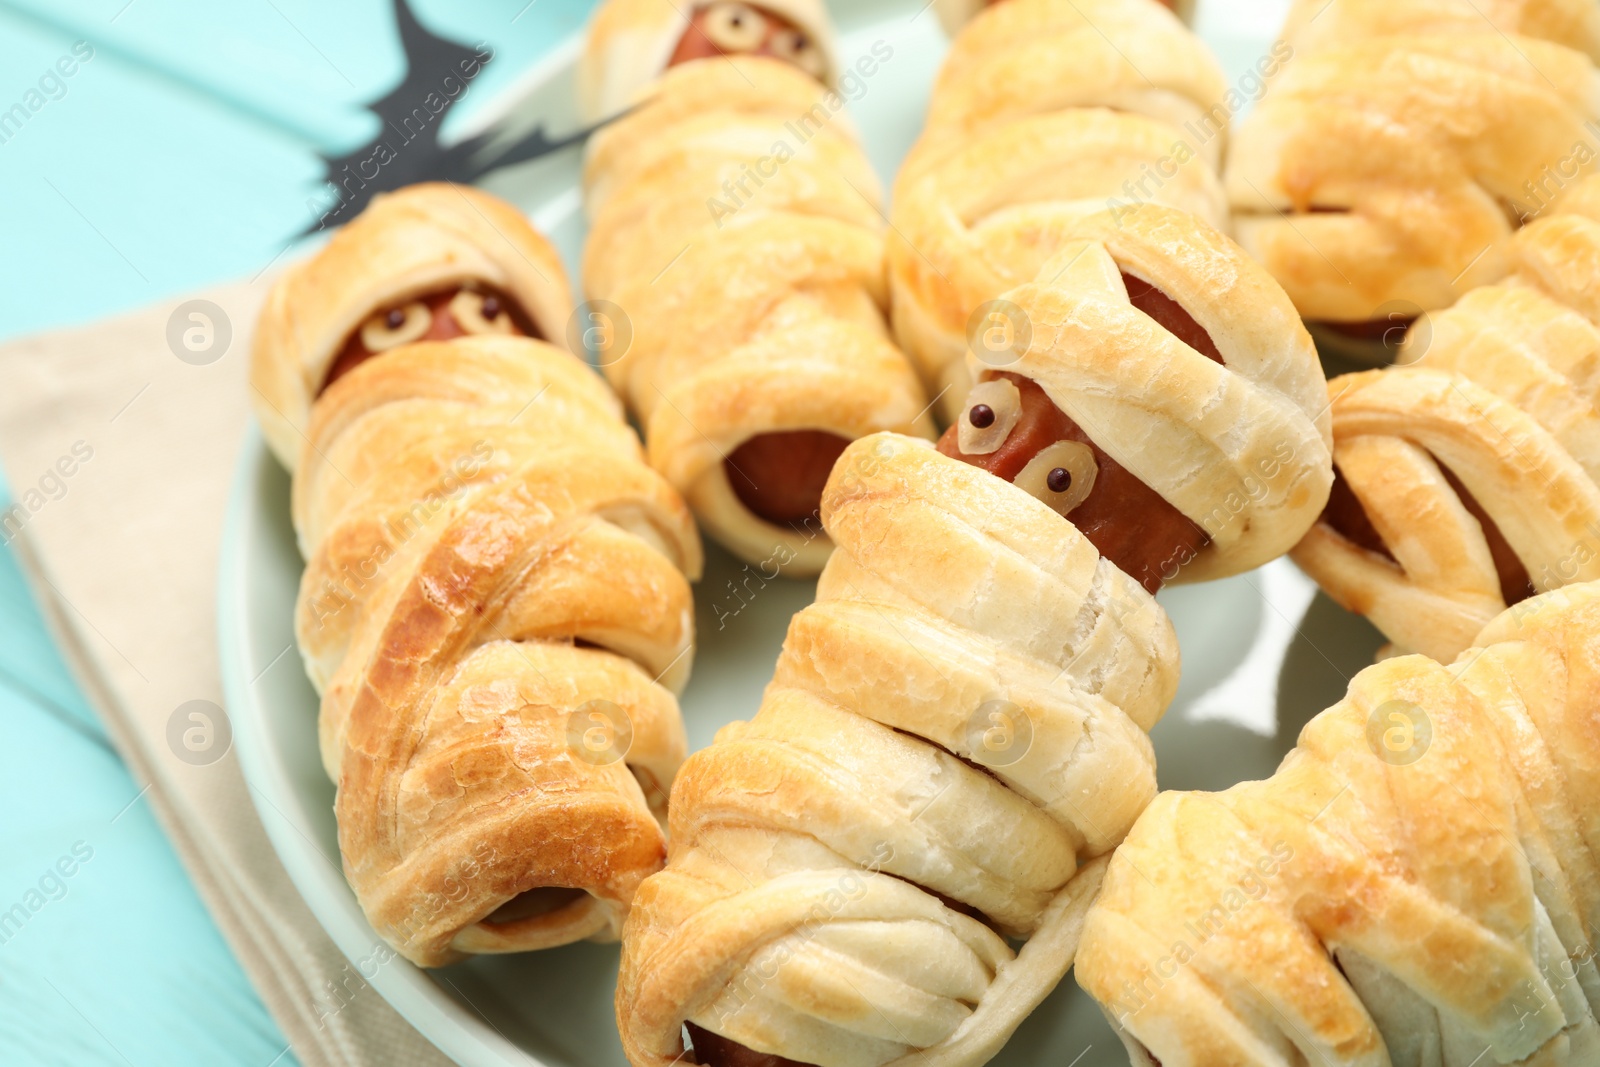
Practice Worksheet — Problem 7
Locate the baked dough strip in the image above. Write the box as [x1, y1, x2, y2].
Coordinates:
[1078, 581, 1600, 1066]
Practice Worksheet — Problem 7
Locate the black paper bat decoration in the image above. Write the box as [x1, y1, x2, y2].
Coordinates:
[302, 0, 616, 234]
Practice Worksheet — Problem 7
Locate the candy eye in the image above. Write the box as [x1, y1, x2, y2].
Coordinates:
[449, 288, 515, 336]
[1016, 441, 1098, 517]
[359, 301, 432, 352]
[702, 2, 767, 52]
[957, 379, 1022, 455]
[769, 28, 825, 77]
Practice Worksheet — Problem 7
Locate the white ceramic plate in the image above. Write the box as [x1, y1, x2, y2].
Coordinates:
[217, 3, 1388, 1064]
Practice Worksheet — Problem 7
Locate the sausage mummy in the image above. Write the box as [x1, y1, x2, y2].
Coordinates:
[618, 432, 1179, 1067]
[1077, 581, 1600, 1066]
[892, 0, 1330, 591]
[250, 185, 705, 965]
[1226, 0, 1600, 361]
[936, 207, 1333, 593]
[579, 1, 933, 576]
[1294, 176, 1600, 661]
[250, 183, 573, 471]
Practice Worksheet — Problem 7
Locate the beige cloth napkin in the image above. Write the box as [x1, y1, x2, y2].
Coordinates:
[0, 278, 455, 1067]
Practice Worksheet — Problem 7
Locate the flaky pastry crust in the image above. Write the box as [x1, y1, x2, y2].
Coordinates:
[580, 47, 932, 576]
[1293, 186, 1600, 661]
[292, 335, 704, 967]
[976, 206, 1334, 581]
[934, 0, 1197, 35]
[250, 183, 572, 470]
[934, 0, 985, 32]
[1278, 0, 1600, 62]
[909, 0, 1224, 179]
[617, 434, 1179, 1067]
[1228, 2, 1600, 326]
[1078, 582, 1600, 1066]
[1513, 174, 1600, 325]
[889, 0, 1230, 418]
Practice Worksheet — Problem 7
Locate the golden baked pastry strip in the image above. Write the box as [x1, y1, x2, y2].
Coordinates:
[1228, 0, 1600, 328]
[1078, 581, 1600, 1066]
[1296, 181, 1600, 661]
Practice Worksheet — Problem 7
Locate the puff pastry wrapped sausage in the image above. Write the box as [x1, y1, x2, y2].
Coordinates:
[929, 203, 1334, 593]
[618, 432, 1179, 1067]
[1294, 181, 1600, 662]
[252, 187, 705, 966]
[579, 2, 932, 576]
[1227, 0, 1600, 353]
[890, 0, 1230, 416]
[1077, 580, 1600, 1066]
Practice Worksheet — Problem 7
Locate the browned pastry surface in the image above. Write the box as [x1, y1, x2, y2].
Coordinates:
[1079, 581, 1600, 1065]
[580, 11, 931, 575]
[617, 434, 1179, 1067]
[296, 337, 703, 966]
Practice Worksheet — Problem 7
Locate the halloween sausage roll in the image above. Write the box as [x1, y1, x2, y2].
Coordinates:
[1295, 293, 1600, 662]
[890, 0, 1230, 420]
[616, 202, 1336, 1067]
[930, 204, 1334, 593]
[618, 432, 1180, 1067]
[579, 1, 932, 576]
[1227, 0, 1600, 362]
[250, 183, 573, 471]
[1296, 181, 1600, 662]
[1077, 581, 1600, 1067]
[251, 187, 705, 966]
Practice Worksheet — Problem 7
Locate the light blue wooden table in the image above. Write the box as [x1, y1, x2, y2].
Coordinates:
[0, 3, 599, 1062]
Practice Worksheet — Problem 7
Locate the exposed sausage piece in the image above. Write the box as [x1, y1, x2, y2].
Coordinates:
[321, 286, 533, 394]
[937, 272, 1221, 593]
[483, 887, 587, 925]
[669, 4, 826, 79]
[727, 429, 852, 528]
[1443, 466, 1534, 604]
[1321, 466, 1534, 606]
[1122, 272, 1222, 362]
[1321, 470, 1389, 560]
[686, 1023, 816, 1067]
[1311, 316, 1416, 345]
